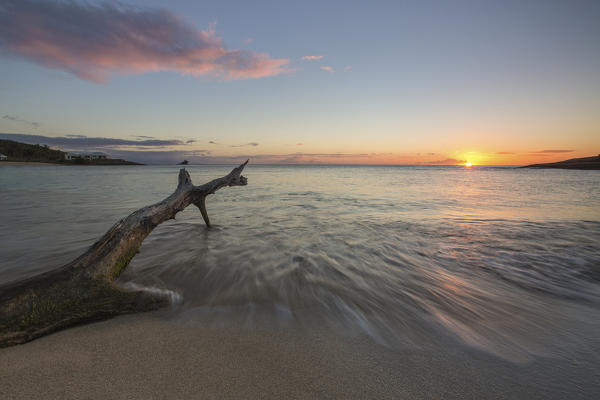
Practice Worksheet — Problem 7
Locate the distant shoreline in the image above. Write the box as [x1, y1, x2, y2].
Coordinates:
[2, 159, 600, 168]
[519, 155, 600, 170]
[0, 139, 142, 165]
[0, 161, 58, 166]
[0, 160, 143, 166]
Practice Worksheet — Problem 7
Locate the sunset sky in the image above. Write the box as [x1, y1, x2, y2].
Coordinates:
[1, 0, 599, 165]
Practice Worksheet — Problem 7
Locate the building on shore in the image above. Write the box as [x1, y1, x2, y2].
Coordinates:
[0, 153, 7, 161]
[65, 152, 108, 161]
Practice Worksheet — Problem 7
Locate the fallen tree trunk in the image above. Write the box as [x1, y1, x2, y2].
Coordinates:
[0, 161, 249, 348]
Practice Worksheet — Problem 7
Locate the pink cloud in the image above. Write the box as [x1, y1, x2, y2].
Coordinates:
[320, 66, 334, 73]
[302, 55, 324, 61]
[344, 65, 352, 71]
[0, 0, 289, 83]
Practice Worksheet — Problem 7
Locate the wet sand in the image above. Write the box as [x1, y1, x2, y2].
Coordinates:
[1, 312, 598, 399]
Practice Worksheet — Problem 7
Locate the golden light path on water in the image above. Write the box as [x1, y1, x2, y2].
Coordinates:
[1, 164, 599, 362]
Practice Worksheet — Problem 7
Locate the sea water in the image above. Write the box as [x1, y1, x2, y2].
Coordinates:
[1, 165, 599, 361]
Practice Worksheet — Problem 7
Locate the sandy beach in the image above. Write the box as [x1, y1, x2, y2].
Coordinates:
[1, 311, 598, 400]
[2, 0, 599, 398]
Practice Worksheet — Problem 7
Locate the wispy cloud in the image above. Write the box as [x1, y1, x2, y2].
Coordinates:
[103, 151, 436, 165]
[0, 133, 476, 165]
[108, 150, 211, 164]
[320, 66, 334, 73]
[420, 158, 466, 165]
[0, 0, 289, 83]
[532, 149, 574, 153]
[302, 55, 324, 61]
[0, 133, 192, 149]
[344, 65, 352, 71]
[230, 142, 259, 147]
[243, 38, 254, 44]
[209, 140, 258, 147]
[112, 151, 468, 165]
[214, 152, 373, 164]
[2, 114, 40, 127]
[496, 151, 514, 154]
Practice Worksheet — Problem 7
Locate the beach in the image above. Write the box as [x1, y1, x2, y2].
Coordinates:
[1, 311, 598, 400]
[1, 165, 599, 399]
[2, 0, 599, 397]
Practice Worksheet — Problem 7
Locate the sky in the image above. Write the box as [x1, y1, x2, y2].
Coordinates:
[0, 0, 599, 165]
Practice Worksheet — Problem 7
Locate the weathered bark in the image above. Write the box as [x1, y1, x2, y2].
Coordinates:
[0, 162, 248, 347]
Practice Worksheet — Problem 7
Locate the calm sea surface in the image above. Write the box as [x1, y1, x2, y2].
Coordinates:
[1, 165, 599, 361]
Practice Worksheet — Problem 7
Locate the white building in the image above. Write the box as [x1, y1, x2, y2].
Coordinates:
[90, 152, 108, 160]
[0, 153, 7, 161]
[65, 152, 108, 160]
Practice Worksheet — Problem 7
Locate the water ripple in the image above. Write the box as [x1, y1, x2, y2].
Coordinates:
[1, 165, 599, 361]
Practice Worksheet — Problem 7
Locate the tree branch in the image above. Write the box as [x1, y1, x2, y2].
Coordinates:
[0, 162, 249, 347]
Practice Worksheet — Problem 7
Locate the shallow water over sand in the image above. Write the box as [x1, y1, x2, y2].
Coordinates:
[1, 165, 599, 361]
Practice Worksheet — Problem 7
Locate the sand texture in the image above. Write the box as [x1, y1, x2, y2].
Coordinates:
[1, 312, 598, 399]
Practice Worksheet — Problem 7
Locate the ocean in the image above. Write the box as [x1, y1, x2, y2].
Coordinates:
[1, 164, 599, 361]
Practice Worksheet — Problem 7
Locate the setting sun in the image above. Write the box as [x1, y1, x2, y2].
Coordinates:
[465, 162, 473, 167]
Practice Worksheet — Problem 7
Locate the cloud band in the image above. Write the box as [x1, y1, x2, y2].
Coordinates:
[0, 0, 289, 82]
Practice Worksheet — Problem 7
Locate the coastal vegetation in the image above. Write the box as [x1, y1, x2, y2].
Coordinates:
[0, 139, 141, 165]
[0, 139, 64, 163]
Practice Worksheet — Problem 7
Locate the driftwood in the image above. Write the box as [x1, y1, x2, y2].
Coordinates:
[0, 162, 248, 347]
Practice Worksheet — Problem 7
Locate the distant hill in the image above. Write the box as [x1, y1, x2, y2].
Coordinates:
[520, 155, 600, 170]
[0, 139, 142, 165]
[0, 139, 64, 162]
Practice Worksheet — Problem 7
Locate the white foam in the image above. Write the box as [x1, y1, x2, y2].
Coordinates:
[121, 282, 183, 304]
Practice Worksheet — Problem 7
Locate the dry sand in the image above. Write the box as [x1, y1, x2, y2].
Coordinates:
[1, 312, 598, 399]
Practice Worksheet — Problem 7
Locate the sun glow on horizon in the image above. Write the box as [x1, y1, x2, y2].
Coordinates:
[465, 161, 473, 167]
